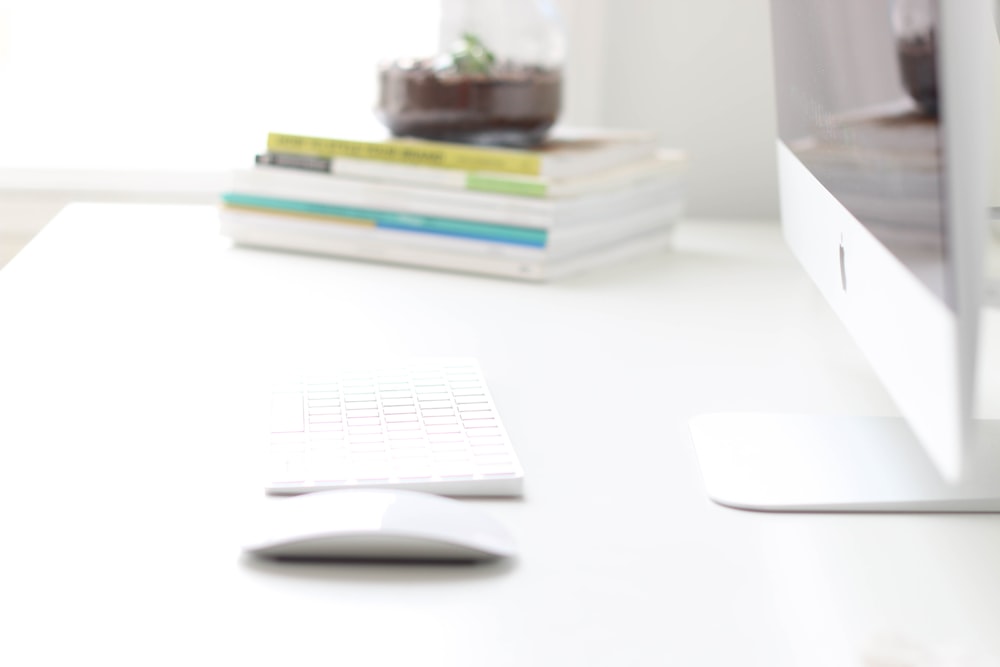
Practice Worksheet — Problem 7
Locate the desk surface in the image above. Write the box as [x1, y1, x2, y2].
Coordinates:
[2, 203, 999, 667]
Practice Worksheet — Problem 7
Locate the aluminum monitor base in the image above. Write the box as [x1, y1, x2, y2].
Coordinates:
[690, 413, 1000, 512]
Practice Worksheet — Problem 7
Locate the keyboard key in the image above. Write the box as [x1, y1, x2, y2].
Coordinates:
[425, 424, 462, 435]
[310, 431, 347, 443]
[418, 399, 453, 409]
[311, 456, 351, 481]
[469, 435, 505, 445]
[392, 447, 433, 458]
[434, 462, 476, 477]
[451, 388, 485, 397]
[429, 441, 469, 453]
[392, 461, 434, 478]
[345, 408, 379, 418]
[464, 426, 501, 436]
[306, 383, 339, 391]
[473, 453, 512, 465]
[481, 468, 519, 477]
[428, 433, 466, 443]
[387, 433, 428, 444]
[415, 392, 450, 402]
[380, 390, 413, 399]
[343, 388, 377, 398]
[382, 398, 417, 408]
[421, 407, 456, 417]
[455, 397, 489, 406]
[308, 406, 343, 415]
[386, 422, 422, 432]
[308, 400, 341, 409]
[423, 415, 459, 426]
[352, 452, 389, 465]
[309, 414, 344, 424]
[353, 469, 392, 482]
[308, 391, 339, 399]
[386, 413, 419, 424]
[459, 407, 494, 416]
[343, 399, 379, 409]
[377, 382, 410, 391]
[383, 406, 417, 415]
[347, 432, 384, 443]
[310, 442, 349, 455]
[309, 422, 345, 433]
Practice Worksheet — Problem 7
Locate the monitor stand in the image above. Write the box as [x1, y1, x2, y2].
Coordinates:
[690, 413, 1000, 512]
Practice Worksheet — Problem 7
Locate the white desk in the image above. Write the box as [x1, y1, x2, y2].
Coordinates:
[2, 203, 999, 666]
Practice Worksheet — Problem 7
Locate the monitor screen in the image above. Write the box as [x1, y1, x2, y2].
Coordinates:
[771, 0, 952, 309]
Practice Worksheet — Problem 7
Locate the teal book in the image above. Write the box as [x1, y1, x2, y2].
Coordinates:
[221, 192, 548, 248]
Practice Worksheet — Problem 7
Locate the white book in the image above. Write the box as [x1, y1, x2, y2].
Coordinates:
[219, 199, 683, 262]
[224, 164, 683, 229]
[267, 125, 665, 181]
[220, 212, 677, 282]
[329, 150, 686, 199]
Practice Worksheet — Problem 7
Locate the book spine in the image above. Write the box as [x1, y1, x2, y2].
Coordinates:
[221, 192, 548, 248]
[329, 153, 685, 199]
[329, 157, 548, 197]
[267, 132, 542, 176]
[332, 157, 469, 188]
[256, 153, 332, 173]
[220, 207, 546, 261]
[233, 167, 555, 227]
[221, 211, 549, 281]
[465, 174, 548, 197]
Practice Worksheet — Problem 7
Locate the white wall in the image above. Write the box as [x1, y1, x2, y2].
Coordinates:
[592, 0, 1000, 221]
[3, 0, 997, 261]
[596, 0, 780, 220]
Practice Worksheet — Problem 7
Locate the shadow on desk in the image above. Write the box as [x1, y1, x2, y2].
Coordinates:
[239, 553, 518, 583]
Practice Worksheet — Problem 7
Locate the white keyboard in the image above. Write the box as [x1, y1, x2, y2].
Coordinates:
[266, 359, 524, 496]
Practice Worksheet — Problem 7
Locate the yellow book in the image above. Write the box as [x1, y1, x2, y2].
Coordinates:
[267, 133, 540, 176]
[265, 127, 659, 179]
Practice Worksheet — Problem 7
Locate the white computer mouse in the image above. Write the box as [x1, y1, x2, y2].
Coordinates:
[242, 488, 517, 562]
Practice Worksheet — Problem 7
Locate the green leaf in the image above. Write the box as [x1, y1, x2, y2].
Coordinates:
[448, 33, 496, 75]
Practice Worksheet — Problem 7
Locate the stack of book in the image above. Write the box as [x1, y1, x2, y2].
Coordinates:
[219, 127, 686, 280]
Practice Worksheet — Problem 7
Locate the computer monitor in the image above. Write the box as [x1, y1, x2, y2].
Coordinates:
[690, 0, 1000, 511]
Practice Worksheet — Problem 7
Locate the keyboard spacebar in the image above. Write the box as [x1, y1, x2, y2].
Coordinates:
[271, 392, 305, 433]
